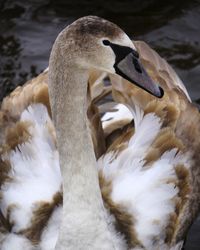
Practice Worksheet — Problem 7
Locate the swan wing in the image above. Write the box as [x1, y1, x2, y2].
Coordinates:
[99, 41, 200, 249]
[98, 98, 192, 249]
[134, 40, 191, 102]
[0, 104, 61, 249]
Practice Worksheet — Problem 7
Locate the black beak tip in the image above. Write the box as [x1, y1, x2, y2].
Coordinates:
[157, 86, 164, 98]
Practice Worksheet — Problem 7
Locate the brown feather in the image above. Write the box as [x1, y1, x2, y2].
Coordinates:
[3, 121, 32, 154]
[99, 171, 142, 248]
[87, 102, 106, 159]
[19, 192, 62, 244]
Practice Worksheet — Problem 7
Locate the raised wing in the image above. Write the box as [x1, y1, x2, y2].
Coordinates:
[98, 41, 200, 249]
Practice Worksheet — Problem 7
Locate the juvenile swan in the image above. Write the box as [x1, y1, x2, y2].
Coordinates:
[48, 16, 162, 250]
[1, 16, 199, 250]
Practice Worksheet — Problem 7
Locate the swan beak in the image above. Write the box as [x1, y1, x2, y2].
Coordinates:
[115, 52, 164, 98]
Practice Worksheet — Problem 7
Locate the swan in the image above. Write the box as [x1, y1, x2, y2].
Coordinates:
[0, 16, 199, 250]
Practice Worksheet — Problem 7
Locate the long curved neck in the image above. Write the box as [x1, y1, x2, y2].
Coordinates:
[48, 32, 115, 250]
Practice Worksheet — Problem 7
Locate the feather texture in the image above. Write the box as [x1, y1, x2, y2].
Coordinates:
[0, 38, 199, 250]
[99, 102, 191, 249]
[0, 104, 61, 248]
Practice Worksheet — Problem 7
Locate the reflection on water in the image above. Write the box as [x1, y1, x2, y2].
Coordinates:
[0, 0, 200, 248]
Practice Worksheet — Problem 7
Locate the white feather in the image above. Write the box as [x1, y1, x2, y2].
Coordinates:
[99, 105, 191, 249]
[1, 104, 62, 232]
[101, 103, 133, 129]
[0, 102, 191, 249]
[1, 234, 35, 250]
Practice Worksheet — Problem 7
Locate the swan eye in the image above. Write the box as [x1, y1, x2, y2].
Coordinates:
[102, 40, 111, 46]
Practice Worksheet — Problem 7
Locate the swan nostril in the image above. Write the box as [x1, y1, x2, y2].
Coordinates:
[133, 58, 142, 73]
[103, 40, 110, 46]
[132, 50, 139, 59]
[158, 86, 164, 98]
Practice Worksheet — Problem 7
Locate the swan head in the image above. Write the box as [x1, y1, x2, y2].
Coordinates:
[57, 16, 163, 98]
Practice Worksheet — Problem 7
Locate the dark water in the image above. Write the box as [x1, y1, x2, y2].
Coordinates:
[0, 0, 200, 248]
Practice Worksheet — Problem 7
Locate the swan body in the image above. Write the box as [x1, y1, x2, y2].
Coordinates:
[0, 16, 200, 250]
